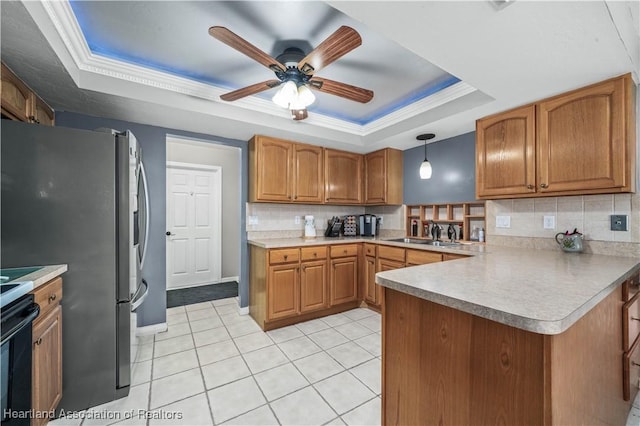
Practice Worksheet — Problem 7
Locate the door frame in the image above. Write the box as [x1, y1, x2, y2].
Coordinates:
[166, 161, 222, 290]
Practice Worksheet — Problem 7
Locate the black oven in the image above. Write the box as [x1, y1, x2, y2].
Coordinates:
[1, 293, 40, 426]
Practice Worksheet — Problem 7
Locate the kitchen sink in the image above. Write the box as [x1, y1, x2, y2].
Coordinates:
[0, 266, 43, 283]
[384, 238, 460, 247]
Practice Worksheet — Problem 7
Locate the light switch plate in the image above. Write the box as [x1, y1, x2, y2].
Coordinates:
[610, 214, 628, 231]
[294, 216, 301, 225]
[543, 215, 556, 229]
[495, 215, 511, 228]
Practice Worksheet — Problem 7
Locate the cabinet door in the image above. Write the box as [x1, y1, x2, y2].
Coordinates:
[330, 256, 358, 305]
[293, 144, 324, 203]
[538, 77, 628, 193]
[1, 62, 32, 122]
[325, 149, 363, 204]
[32, 95, 55, 126]
[365, 150, 387, 204]
[251, 136, 293, 202]
[476, 105, 536, 198]
[364, 255, 377, 304]
[32, 305, 62, 426]
[364, 148, 403, 205]
[267, 263, 299, 320]
[300, 260, 328, 313]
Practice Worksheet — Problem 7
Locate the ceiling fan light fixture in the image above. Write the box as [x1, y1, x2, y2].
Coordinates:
[297, 85, 316, 107]
[272, 80, 298, 108]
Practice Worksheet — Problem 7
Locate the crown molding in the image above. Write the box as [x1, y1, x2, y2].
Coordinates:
[35, 0, 480, 138]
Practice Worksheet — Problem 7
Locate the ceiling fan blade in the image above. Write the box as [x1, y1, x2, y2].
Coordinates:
[297, 26, 362, 75]
[220, 80, 281, 102]
[209, 26, 286, 73]
[308, 78, 373, 103]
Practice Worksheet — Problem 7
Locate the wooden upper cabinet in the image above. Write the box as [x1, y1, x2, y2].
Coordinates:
[476, 73, 635, 199]
[538, 76, 630, 193]
[1, 62, 54, 125]
[1, 62, 32, 122]
[476, 105, 536, 198]
[293, 143, 324, 203]
[250, 136, 293, 202]
[364, 148, 403, 205]
[325, 148, 363, 204]
[250, 136, 324, 204]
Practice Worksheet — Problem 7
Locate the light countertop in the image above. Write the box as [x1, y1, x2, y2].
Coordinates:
[376, 245, 639, 335]
[21, 264, 67, 290]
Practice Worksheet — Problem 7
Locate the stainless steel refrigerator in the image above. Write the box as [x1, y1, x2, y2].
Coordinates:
[1, 120, 149, 412]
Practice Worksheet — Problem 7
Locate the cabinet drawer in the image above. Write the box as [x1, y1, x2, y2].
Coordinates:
[269, 248, 299, 264]
[300, 246, 327, 261]
[363, 243, 377, 257]
[32, 277, 62, 321]
[624, 292, 640, 351]
[406, 249, 442, 265]
[624, 272, 640, 301]
[378, 245, 405, 263]
[330, 244, 359, 258]
[623, 334, 640, 401]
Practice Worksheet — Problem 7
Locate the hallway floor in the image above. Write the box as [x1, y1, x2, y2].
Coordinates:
[51, 298, 381, 425]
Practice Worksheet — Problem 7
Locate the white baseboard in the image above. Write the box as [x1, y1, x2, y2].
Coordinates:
[137, 322, 167, 336]
[238, 306, 249, 316]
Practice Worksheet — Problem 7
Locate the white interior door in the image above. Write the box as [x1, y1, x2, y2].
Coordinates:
[166, 163, 221, 289]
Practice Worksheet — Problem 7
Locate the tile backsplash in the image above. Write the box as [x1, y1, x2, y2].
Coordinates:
[246, 203, 404, 240]
[486, 193, 640, 257]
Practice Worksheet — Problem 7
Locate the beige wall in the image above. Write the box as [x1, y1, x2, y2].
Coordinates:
[167, 136, 241, 279]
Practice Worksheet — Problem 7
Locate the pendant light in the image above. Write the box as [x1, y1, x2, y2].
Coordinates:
[417, 133, 435, 179]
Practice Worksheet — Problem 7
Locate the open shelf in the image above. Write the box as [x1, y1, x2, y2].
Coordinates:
[406, 201, 486, 243]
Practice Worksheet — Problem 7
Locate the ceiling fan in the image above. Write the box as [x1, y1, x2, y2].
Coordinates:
[208, 25, 374, 120]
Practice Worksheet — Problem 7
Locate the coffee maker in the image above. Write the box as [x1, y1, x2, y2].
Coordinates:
[358, 214, 378, 237]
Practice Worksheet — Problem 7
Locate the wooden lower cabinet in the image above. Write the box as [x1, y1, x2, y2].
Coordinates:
[300, 260, 328, 312]
[31, 277, 63, 426]
[267, 263, 299, 320]
[364, 256, 378, 305]
[383, 286, 629, 425]
[330, 256, 358, 305]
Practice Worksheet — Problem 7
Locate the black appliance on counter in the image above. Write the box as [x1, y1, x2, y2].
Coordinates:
[325, 217, 343, 237]
[359, 214, 378, 237]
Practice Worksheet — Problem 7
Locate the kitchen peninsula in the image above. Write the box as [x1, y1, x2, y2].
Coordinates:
[376, 247, 640, 425]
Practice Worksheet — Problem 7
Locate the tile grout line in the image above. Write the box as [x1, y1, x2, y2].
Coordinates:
[187, 307, 217, 426]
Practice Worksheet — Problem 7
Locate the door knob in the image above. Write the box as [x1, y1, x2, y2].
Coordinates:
[166, 231, 173, 236]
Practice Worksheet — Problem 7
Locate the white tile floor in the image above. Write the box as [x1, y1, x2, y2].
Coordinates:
[51, 298, 381, 426]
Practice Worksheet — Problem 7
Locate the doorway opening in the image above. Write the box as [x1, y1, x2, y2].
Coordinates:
[165, 137, 242, 300]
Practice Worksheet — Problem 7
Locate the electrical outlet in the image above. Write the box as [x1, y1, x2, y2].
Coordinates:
[495, 215, 511, 228]
[378, 216, 384, 225]
[610, 214, 628, 231]
[543, 215, 556, 229]
[294, 216, 301, 225]
[248, 215, 258, 225]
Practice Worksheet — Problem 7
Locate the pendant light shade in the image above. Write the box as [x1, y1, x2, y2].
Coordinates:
[416, 133, 435, 180]
[420, 160, 432, 179]
[272, 81, 316, 111]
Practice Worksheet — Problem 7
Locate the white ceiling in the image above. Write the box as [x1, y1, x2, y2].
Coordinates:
[1, 1, 638, 153]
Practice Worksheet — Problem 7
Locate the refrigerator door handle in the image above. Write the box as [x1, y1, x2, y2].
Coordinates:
[139, 161, 150, 269]
[131, 279, 148, 312]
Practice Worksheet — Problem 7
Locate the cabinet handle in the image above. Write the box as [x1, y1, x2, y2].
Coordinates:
[301, 266, 306, 271]
[284, 255, 288, 260]
[294, 195, 298, 200]
[527, 184, 534, 190]
[540, 183, 548, 189]
[632, 317, 640, 322]
[35, 338, 42, 346]
[296, 267, 300, 272]
[49, 294, 56, 302]
[313, 252, 317, 257]
[288, 195, 291, 200]
[632, 361, 640, 367]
